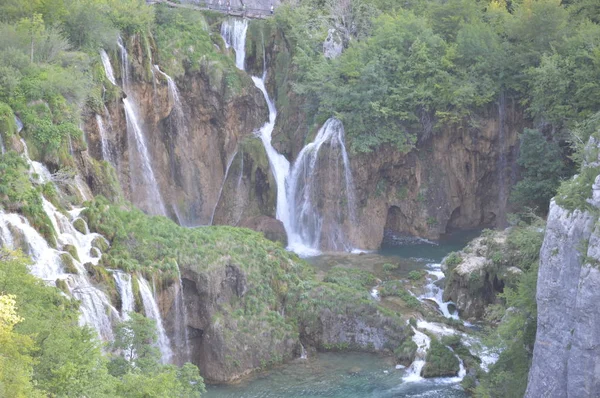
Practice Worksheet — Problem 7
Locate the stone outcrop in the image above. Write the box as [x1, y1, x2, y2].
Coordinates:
[442, 232, 510, 320]
[239, 215, 287, 245]
[525, 201, 600, 397]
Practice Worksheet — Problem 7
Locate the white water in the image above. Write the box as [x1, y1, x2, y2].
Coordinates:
[0, 133, 5, 154]
[114, 272, 135, 320]
[221, 18, 248, 70]
[96, 113, 112, 163]
[117, 36, 130, 87]
[287, 118, 357, 253]
[221, 19, 357, 256]
[403, 327, 431, 382]
[173, 269, 191, 363]
[300, 343, 308, 360]
[100, 49, 117, 86]
[419, 263, 459, 319]
[21, 139, 52, 183]
[154, 65, 187, 136]
[123, 98, 167, 216]
[138, 276, 173, 364]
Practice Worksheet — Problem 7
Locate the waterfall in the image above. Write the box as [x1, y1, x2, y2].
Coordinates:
[96, 114, 112, 163]
[154, 65, 186, 136]
[403, 326, 431, 382]
[124, 98, 167, 216]
[418, 263, 459, 319]
[287, 118, 357, 253]
[114, 272, 135, 320]
[173, 268, 191, 363]
[0, 134, 5, 154]
[210, 150, 238, 225]
[137, 276, 173, 364]
[117, 36, 130, 87]
[21, 139, 52, 184]
[221, 17, 248, 70]
[100, 49, 117, 86]
[221, 18, 357, 255]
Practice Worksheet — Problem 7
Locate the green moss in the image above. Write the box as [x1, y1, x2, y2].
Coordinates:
[0, 102, 17, 136]
[421, 338, 460, 378]
[91, 236, 109, 253]
[60, 253, 79, 275]
[379, 280, 421, 309]
[55, 278, 70, 294]
[324, 267, 377, 290]
[395, 339, 418, 365]
[63, 244, 80, 262]
[73, 218, 87, 234]
[383, 263, 399, 273]
[407, 270, 427, 280]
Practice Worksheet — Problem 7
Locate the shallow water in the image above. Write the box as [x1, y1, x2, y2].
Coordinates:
[206, 231, 480, 397]
[205, 352, 467, 398]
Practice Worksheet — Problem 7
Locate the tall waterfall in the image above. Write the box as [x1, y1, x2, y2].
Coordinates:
[100, 49, 117, 86]
[138, 276, 173, 364]
[95, 113, 112, 163]
[112, 39, 165, 216]
[123, 98, 167, 216]
[221, 18, 357, 255]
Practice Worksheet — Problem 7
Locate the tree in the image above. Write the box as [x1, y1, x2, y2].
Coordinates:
[510, 128, 567, 213]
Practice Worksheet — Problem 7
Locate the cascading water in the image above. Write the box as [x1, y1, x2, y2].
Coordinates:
[287, 118, 357, 253]
[419, 263, 459, 319]
[173, 268, 191, 364]
[100, 49, 117, 86]
[138, 276, 173, 364]
[114, 272, 135, 320]
[221, 18, 248, 70]
[403, 327, 431, 382]
[123, 98, 167, 216]
[117, 36, 130, 87]
[154, 65, 187, 136]
[221, 18, 358, 255]
[96, 113, 112, 163]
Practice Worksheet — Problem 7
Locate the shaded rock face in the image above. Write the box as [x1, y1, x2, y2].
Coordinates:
[323, 28, 343, 59]
[239, 215, 287, 246]
[525, 201, 600, 397]
[84, 34, 267, 226]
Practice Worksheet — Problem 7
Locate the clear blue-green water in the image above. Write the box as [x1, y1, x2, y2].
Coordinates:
[205, 231, 480, 398]
[204, 352, 468, 398]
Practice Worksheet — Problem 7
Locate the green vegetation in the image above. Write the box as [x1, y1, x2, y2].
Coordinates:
[421, 338, 459, 378]
[444, 252, 462, 268]
[323, 267, 377, 290]
[379, 280, 421, 309]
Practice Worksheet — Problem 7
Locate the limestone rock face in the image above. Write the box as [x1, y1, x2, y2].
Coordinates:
[84, 34, 267, 226]
[525, 201, 600, 397]
[442, 232, 509, 319]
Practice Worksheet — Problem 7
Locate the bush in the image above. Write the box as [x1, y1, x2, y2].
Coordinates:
[444, 252, 462, 268]
[421, 338, 460, 378]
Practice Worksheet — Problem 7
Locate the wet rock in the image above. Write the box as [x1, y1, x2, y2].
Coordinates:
[240, 215, 287, 246]
[323, 29, 343, 59]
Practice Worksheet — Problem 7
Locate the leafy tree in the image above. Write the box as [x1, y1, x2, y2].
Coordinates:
[510, 128, 567, 213]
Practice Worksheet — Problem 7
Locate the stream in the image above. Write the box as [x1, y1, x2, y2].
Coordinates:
[206, 230, 487, 397]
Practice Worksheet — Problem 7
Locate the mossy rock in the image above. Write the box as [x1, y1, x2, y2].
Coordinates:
[60, 253, 79, 275]
[84, 262, 118, 304]
[91, 236, 109, 252]
[73, 218, 87, 234]
[395, 339, 418, 366]
[132, 276, 143, 313]
[421, 339, 460, 378]
[55, 278, 70, 294]
[63, 244, 80, 262]
[89, 247, 101, 258]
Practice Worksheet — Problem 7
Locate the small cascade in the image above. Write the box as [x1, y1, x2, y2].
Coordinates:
[221, 18, 249, 70]
[137, 276, 173, 364]
[403, 326, 431, 382]
[0, 133, 5, 154]
[300, 343, 308, 360]
[154, 65, 186, 136]
[123, 98, 167, 216]
[419, 263, 459, 319]
[21, 139, 52, 183]
[114, 272, 135, 320]
[210, 150, 238, 225]
[96, 113, 112, 163]
[287, 118, 357, 253]
[173, 268, 191, 363]
[100, 49, 117, 86]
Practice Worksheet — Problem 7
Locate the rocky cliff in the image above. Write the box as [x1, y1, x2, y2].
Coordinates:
[526, 134, 600, 396]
